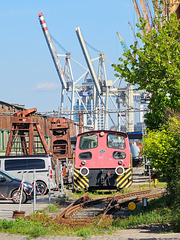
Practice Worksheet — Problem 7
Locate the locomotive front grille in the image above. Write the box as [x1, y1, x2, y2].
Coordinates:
[73, 167, 132, 191]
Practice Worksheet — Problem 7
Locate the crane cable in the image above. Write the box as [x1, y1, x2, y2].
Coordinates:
[85, 40, 101, 53]
[50, 34, 68, 53]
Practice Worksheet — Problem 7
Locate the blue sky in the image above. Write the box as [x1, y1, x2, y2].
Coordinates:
[0, 0, 149, 113]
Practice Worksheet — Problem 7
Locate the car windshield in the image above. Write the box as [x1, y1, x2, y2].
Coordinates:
[0, 170, 16, 179]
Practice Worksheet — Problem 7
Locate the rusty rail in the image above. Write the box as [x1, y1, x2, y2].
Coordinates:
[105, 191, 166, 215]
[56, 192, 90, 219]
[57, 189, 166, 219]
[62, 189, 153, 218]
[96, 192, 118, 226]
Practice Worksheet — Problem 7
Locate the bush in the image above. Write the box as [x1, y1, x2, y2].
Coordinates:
[143, 115, 180, 205]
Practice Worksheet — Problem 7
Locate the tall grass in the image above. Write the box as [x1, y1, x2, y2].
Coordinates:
[112, 210, 170, 229]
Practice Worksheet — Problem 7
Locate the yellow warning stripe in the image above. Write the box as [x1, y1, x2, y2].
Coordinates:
[75, 176, 88, 188]
[117, 178, 132, 188]
[116, 168, 131, 182]
[74, 179, 86, 189]
[74, 181, 85, 190]
[124, 181, 132, 189]
[73, 168, 89, 189]
[117, 174, 132, 188]
[74, 170, 89, 185]
[119, 179, 129, 188]
[116, 168, 132, 188]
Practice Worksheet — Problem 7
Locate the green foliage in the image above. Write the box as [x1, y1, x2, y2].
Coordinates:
[71, 190, 86, 198]
[76, 228, 91, 237]
[42, 204, 60, 212]
[112, 211, 168, 228]
[143, 113, 180, 227]
[170, 207, 180, 232]
[113, 14, 180, 129]
[143, 115, 180, 183]
[0, 220, 14, 230]
[112, 195, 176, 231]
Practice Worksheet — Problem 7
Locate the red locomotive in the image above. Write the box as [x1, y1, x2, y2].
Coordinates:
[73, 130, 132, 191]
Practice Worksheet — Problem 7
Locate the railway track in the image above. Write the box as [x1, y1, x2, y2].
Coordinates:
[55, 188, 166, 220]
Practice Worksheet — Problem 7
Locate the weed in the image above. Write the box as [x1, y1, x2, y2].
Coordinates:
[76, 228, 91, 237]
[0, 219, 14, 230]
[71, 190, 86, 198]
[42, 204, 60, 213]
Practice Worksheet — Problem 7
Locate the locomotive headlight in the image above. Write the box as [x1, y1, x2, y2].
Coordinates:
[99, 131, 104, 137]
[81, 160, 86, 165]
[115, 166, 124, 176]
[80, 167, 89, 177]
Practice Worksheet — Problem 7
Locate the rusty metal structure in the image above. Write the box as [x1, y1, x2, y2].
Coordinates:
[6, 108, 50, 156]
[49, 117, 73, 160]
[49, 117, 74, 187]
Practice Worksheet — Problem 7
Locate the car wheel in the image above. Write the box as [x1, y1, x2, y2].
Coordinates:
[12, 190, 27, 204]
[36, 181, 48, 195]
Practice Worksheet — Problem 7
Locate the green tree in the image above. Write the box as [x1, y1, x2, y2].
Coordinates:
[143, 114, 180, 186]
[143, 113, 180, 230]
[113, 3, 180, 229]
[113, 14, 180, 130]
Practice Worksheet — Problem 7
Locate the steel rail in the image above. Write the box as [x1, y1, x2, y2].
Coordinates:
[58, 189, 154, 219]
[55, 192, 90, 219]
[106, 192, 166, 215]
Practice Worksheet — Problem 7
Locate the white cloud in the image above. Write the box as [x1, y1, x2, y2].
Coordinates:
[31, 82, 60, 91]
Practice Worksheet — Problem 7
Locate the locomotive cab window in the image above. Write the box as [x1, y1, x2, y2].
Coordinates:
[79, 134, 98, 150]
[107, 134, 125, 149]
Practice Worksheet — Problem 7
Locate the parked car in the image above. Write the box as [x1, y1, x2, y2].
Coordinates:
[0, 154, 57, 194]
[0, 170, 33, 204]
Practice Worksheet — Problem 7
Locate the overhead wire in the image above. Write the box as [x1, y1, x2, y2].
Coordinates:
[50, 34, 68, 53]
[129, 0, 137, 40]
[85, 40, 101, 53]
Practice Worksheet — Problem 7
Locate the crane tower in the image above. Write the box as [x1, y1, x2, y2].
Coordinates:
[39, 13, 148, 132]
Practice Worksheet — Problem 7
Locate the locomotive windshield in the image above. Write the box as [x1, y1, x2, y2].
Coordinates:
[79, 133, 98, 150]
[107, 133, 125, 149]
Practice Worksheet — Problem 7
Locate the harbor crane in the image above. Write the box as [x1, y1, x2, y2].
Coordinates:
[76, 26, 110, 130]
[76, 26, 136, 131]
[76, 27, 101, 96]
[39, 13, 91, 122]
[39, 13, 148, 132]
[39, 13, 67, 90]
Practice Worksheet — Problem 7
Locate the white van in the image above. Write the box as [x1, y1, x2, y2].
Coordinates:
[0, 154, 57, 194]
